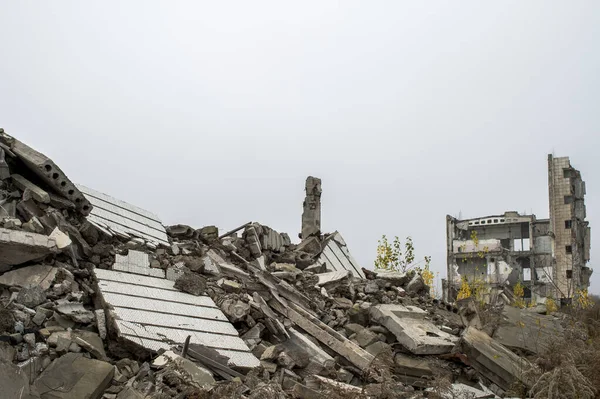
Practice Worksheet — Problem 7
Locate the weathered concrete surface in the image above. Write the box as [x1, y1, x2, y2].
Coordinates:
[460, 326, 532, 392]
[0, 228, 59, 272]
[3, 133, 92, 215]
[33, 353, 114, 399]
[370, 304, 458, 355]
[0, 359, 40, 398]
[153, 350, 215, 388]
[11, 174, 51, 203]
[0, 264, 57, 290]
[493, 305, 563, 354]
[301, 176, 321, 240]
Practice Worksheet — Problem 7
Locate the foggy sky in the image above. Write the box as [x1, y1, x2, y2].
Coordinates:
[1, 1, 599, 293]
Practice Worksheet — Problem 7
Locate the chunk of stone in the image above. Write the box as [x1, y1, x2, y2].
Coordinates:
[153, 351, 215, 388]
[197, 226, 218, 243]
[0, 358, 39, 398]
[365, 341, 392, 357]
[354, 328, 381, 348]
[95, 309, 107, 339]
[406, 273, 425, 294]
[16, 286, 47, 308]
[0, 227, 59, 272]
[173, 272, 207, 296]
[220, 299, 251, 322]
[3, 218, 22, 229]
[11, 174, 51, 203]
[460, 326, 533, 392]
[373, 270, 411, 286]
[55, 303, 95, 324]
[22, 217, 45, 234]
[364, 281, 380, 294]
[0, 342, 16, 362]
[49, 227, 73, 249]
[116, 387, 144, 399]
[370, 304, 458, 355]
[34, 353, 114, 399]
[7, 134, 92, 215]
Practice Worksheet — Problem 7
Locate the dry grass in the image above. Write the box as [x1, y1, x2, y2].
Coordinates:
[524, 295, 600, 399]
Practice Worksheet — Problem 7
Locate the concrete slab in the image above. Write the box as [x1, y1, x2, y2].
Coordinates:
[0, 264, 57, 290]
[112, 250, 165, 278]
[493, 306, 563, 354]
[5, 134, 92, 215]
[317, 232, 365, 278]
[316, 270, 351, 287]
[370, 304, 458, 355]
[460, 327, 532, 392]
[0, 359, 40, 398]
[0, 228, 59, 272]
[95, 268, 259, 368]
[76, 184, 168, 247]
[33, 353, 114, 399]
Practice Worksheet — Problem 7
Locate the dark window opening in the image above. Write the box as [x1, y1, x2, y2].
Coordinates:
[566, 245, 572, 254]
[564, 195, 574, 204]
[493, 219, 498, 223]
[565, 220, 572, 229]
[566, 270, 573, 279]
[474, 221, 480, 225]
[480, 220, 486, 224]
[564, 168, 574, 179]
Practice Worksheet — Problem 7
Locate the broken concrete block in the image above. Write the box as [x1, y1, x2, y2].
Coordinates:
[197, 225, 218, 243]
[3, 218, 22, 229]
[370, 304, 458, 355]
[0, 148, 9, 180]
[34, 353, 114, 399]
[55, 303, 95, 324]
[166, 224, 195, 238]
[316, 270, 351, 287]
[0, 342, 16, 362]
[0, 359, 39, 398]
[354, 328, 381, 348]
[174, 272, 207, 296]
[16, 286, 47, 308]
[372, 270, 411, 286]
[493, 306, 563, 354]
[364, 281, 380, 294]
[460, 326, 532, 392]
[221, 299, 251, 323]
[457, 297, 482, 329]
[365, 341, 392, 357]
[153, 350, 215, 388]
[6, 134, 92, 215]
[11, 174, 51, 203]
[0, 227, 59, 272]
[22, 216, 45, 234]
[0, 264, 57, 290]
[113, 250, 165, 278]
[406, 273, 426, 294]
[49, 227, 72, 249]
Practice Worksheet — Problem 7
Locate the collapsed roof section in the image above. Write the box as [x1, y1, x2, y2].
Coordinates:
[0, 130, 92, 216]
[95, 267, 260, 369]
[77, 184, 169, 248]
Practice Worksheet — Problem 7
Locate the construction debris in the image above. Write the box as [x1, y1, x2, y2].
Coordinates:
[0, 129, 576, 398]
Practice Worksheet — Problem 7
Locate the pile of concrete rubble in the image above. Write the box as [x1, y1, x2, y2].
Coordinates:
[0, 129, 564, 398]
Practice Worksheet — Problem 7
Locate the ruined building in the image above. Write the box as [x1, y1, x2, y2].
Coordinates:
[445, 155, 592, 304]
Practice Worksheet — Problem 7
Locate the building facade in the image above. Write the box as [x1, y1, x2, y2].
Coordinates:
[444, 155, 591, 304]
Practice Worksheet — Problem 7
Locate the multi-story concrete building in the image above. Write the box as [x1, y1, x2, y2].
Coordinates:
[444, 155, 591, 305]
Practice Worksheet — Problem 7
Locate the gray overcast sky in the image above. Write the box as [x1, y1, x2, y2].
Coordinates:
[1, 1, 599, 294]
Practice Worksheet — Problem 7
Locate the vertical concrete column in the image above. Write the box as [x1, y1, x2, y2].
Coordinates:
[301, 176, 322, 240]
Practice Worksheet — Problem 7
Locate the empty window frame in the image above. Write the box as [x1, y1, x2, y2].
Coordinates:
[565, 220, 572, 229]
[566, 270, 573, 279]
[566, 245, 573, 254]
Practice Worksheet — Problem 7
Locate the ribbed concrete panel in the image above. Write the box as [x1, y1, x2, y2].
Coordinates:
[77, 184, 169, 245]
[112, 250, 165, 278]
[123, 336, 260, 368]
[317, 232, 365, 278]
[116, 321, 251, 351]
[97, 280, 217, 307]
[95, 269, 176, 291]
[102, 292, 228, 321]
[95, 268, 259, 368]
